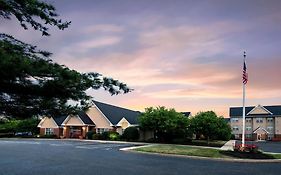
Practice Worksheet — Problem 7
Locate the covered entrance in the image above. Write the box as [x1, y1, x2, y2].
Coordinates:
[253, 127, 269, 141]
[62, 114, 95, 139]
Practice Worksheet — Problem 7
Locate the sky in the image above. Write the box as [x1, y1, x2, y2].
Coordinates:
[1, 0, 281, 117]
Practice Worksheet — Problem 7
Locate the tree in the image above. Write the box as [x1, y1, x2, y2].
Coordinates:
[0, 0, 71, 36]
[0, 0, 131, 119]
[189, 111, 232, 144]
[138, 106, 190, 142]
[122, 126, 139, 141]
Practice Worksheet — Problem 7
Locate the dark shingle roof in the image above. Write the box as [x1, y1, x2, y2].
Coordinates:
[230, 105, 281, 117]
[181, 112, 191, 117]
[53, 116, 67, 126]
[77, 111, 95, 125]
[93, 101, 141, 125]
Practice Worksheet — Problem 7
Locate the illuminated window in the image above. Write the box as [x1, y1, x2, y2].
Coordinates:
[45, 128, 54, 135]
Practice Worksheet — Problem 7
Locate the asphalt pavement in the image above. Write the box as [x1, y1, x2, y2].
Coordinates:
[0, 139, 281, 175]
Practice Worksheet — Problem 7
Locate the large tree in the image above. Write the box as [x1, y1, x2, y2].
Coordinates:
[138, 106, 190, 142]
[0, 0, 131, 119]
[189, 111, 232, 143]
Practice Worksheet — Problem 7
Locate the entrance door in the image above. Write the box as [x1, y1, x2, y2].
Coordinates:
[70, 126, 82, 138]
[257, 134, 262, 141]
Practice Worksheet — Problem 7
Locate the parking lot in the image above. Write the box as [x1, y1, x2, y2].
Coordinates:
[1, 139, 281, 175]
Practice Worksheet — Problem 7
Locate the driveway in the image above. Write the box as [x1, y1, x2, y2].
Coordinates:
[255, 141, 281, 153]
[0, 139, 281, 175]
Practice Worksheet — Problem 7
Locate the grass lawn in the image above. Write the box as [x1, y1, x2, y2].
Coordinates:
[135, 144, 281, 159]
[189, 140, 227, 147]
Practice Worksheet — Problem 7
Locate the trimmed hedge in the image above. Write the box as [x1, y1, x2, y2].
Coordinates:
[122, 127, 139, 141]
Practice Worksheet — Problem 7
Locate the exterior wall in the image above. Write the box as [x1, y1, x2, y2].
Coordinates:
[230, 115, 281, 141]
[64, 116, 84, 126]
[252, 117, 266, 132]
[39, 117, 58, 128]
[86, 107, 112, 129]
[39, 128, 45, 136]
[275, 117, 281, 135]
[53, 128, 60, 137]
[39, 128, 60, 138]
[230, 117, 243, 136]
[116, 127, 123, 135]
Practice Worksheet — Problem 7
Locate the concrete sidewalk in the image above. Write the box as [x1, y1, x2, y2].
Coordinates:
[220, 140, 235, 151]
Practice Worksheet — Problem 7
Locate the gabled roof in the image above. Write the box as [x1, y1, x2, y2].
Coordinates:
[53, 116, 67, 126]
[93, 101, 141, 125]
[181, 112, 191, 117]
[61, 112, 95, 126]
[77, 111, 95, 125]
[230, 105, 281, 117]
[253, 126, 269, 134]
[247, 104, 273, 115]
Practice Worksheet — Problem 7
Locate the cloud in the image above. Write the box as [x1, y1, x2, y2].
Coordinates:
[76, 36, 121, 49]
[83, 24, 124, 33]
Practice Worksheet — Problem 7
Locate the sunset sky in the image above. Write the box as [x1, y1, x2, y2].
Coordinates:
[1, 0, 281, 117]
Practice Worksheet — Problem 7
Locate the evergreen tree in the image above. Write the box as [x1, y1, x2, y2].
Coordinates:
[0, 0, 131, 119]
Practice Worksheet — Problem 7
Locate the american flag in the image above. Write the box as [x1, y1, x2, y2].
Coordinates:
[243, 59, 248, 84]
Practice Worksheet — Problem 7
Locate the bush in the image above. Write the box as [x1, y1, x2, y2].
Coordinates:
[0, 132, 14, 138]
[109, 131, 120, 141]
[234, 144, 259, 153]
[86, 131, 95, 140]
[122, 127, 140, 141]
[92, 133, 103, 140]
[0, 118, 39, 135]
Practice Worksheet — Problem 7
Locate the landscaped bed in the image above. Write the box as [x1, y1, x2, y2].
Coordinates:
[134, 144, 281, 159]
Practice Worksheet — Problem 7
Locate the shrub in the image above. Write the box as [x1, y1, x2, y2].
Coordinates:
[109, 131, 120, 141]
[122, 127, 140, 141]
[234, 143, 259, 153]
[86, 131, 95, 140]
[92, 133, 103, 140]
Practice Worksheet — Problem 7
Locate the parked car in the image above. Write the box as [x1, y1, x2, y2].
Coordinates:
[15, 132, 32, 136]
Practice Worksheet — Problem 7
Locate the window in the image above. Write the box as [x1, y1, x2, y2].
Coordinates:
[267, 118, 273, 123]
[45, 128, 54, 135]
[231, 118, 239, 123]
[232, 126, 239, 131]
[267, 126, 273, 132]
[246, 118, 251, 123]
[246, 126, 252, 131]
[96, 128, 110, 134]
[256, 118, 263, 123]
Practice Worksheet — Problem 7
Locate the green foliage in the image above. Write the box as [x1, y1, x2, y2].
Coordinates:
[122, 127, 140, 141]
[189, 111, 232, 142]
[0, 0, 71, 36]
[0, 34, 131, 119]
[0, 118, 39, 134]
[91, 131, 120, 140]
[139, 106, 190, 142]
[108, 131, 120, 141]
[92, 133, 103, 140]
[86, 131, 95, 140]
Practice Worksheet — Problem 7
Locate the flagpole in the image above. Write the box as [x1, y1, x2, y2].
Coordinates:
[242, 51, 246, 147]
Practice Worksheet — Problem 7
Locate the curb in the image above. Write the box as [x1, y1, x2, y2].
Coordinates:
[120, 144, 281, 163]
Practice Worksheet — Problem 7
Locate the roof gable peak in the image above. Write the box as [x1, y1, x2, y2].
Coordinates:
[247, 104, 273, 115]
